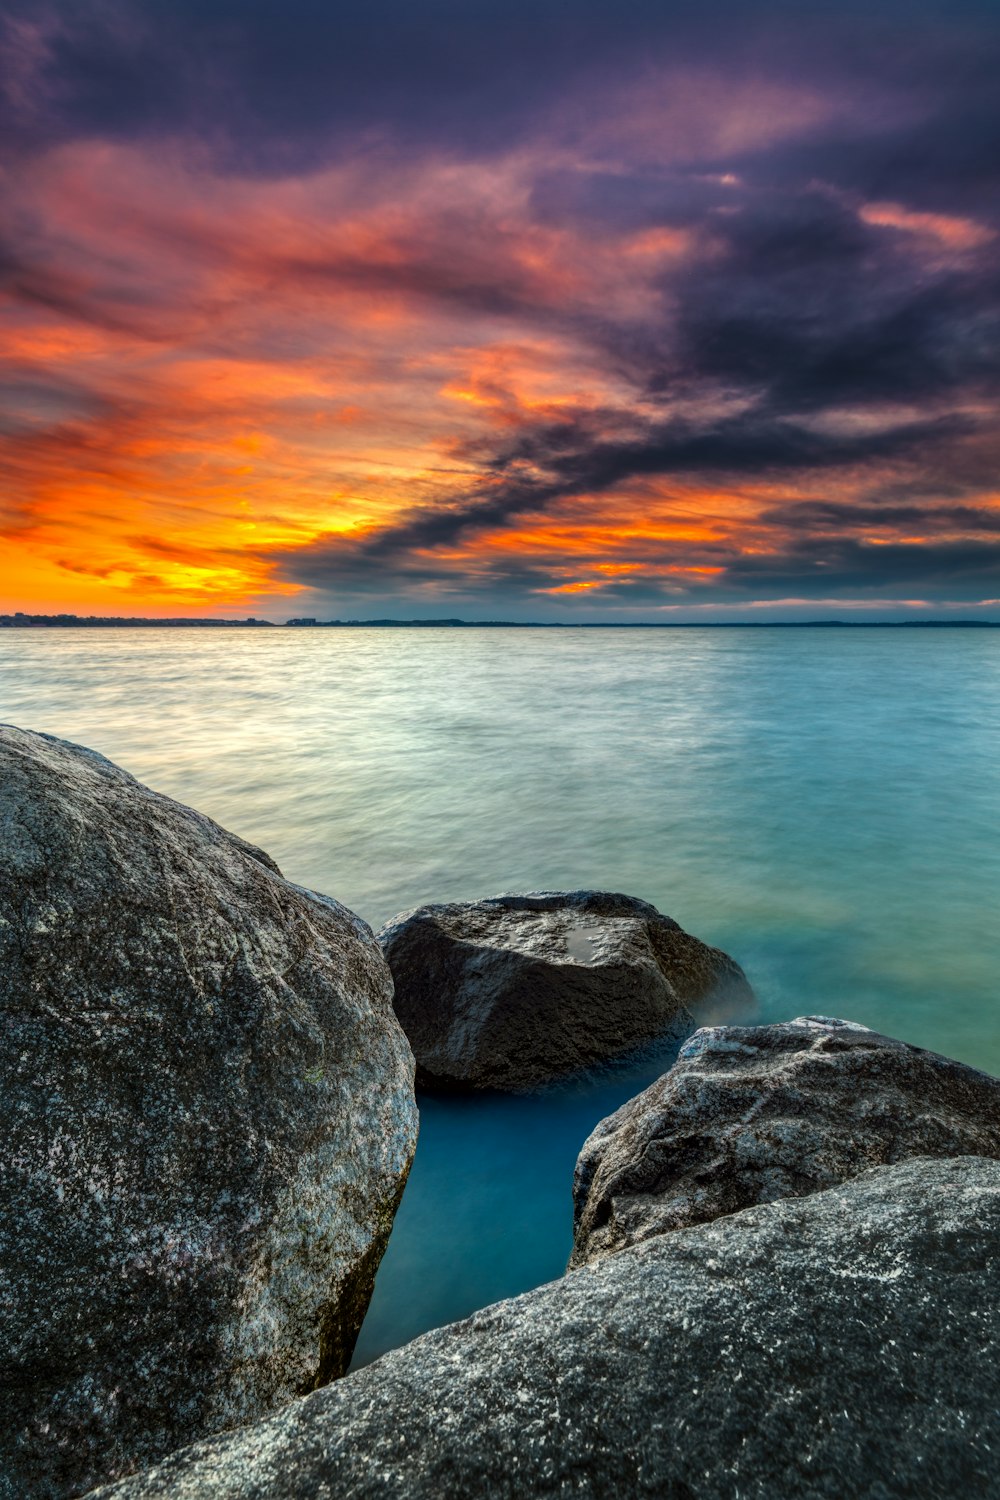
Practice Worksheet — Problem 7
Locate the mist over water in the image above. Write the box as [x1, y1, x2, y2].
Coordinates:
[4, 625, 1000, 1362]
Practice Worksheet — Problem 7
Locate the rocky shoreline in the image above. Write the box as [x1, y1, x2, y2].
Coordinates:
[2, 724, 998, 1499]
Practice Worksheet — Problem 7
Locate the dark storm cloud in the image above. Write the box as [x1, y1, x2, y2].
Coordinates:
[277, 531, 1000, 612]
[719, 537, 1000, 598]
[758, 502, 1000, 535]
[491, 408, 974, 492]
[2, 0, 998, 167]
[751, 72, 1000, 220]
[661, 192, 1000, 412]
[274, 405, 969, 592]
[0, 0, 732, 163]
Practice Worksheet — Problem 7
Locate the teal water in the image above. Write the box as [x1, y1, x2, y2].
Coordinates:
[3, 626, 1000, 1363]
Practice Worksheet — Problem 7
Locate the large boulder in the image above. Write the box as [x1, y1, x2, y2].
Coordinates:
[572, 1014, 1000, 1266]
[0, 726, 417, 1500]
[378, 890, 752, 1090]
[90, 1157, 1000, 1499]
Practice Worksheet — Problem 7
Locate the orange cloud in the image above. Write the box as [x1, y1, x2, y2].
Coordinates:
[858, 202, 995, 252]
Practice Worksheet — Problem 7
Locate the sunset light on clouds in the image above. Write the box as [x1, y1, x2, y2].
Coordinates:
[2, 0, 999, 619]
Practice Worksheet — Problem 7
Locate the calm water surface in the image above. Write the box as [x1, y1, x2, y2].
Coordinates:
[3, 626, 999, 1363]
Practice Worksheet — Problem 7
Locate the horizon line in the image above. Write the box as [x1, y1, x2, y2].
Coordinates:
[4, 613, 1000, 630]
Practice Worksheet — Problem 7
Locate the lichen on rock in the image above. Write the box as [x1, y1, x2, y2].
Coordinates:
[0, 725, 418, 1500]
[379, 889, 752, 1090]
[571, 1013, 1000, 1265]
[87, 1157, 1000, 1500]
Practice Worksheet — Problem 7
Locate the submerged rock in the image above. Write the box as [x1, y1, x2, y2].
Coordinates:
[0, 726, 417, 1500]
[572, 1014, 1000, 1266]
[378, 890, 752, 1090]
[90, 1157, 1000, 1500]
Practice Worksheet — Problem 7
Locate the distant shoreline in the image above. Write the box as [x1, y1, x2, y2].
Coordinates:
[3, 615, 999, 630]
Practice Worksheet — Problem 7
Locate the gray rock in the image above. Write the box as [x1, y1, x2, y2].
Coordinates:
[378, 890, 752, 1090]
[0, 726, 418, 1500]
[572, 1014, 1000, 1266]
[89, 1157, 1000, 1500]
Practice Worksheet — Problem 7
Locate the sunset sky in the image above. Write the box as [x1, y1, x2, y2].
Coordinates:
[2, 0, 999, 620]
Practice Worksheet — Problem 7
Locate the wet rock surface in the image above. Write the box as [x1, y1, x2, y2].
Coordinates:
[0, 726, 418, 1500]
[379, 890, 752, 1090]
[90, 1157, 1000, 1500]
[572, 1014, 1000, 1266]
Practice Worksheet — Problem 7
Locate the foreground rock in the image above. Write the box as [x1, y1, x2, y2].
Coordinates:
[379, 890, 752, 1090]
[572, 1014, 1000, 1266]
[92, 1157, 1000, 1499]
[0, 726, 417, 1500]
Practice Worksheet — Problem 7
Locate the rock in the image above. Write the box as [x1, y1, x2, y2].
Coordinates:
[89, 1156, 1000, 1500]
[571, 1014, 1000, 1266]
[378, 890, 752, 1090]
[0, 725, 417, 1500]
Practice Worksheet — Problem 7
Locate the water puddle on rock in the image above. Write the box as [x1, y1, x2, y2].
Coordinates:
[564, 924, 604, 963]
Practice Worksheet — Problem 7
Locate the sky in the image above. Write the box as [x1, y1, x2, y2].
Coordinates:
[1, 0, 999, 620]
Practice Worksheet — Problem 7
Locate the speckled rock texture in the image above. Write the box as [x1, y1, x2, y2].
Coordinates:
[90, 1156, 1000, 1500]
[378, 890, 752, 1091]
[571, 1014, 1000, 1267]
[0, 726, 418, 1500]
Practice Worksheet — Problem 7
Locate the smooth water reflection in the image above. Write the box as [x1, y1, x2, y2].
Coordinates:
[3, 625, 999, 1361]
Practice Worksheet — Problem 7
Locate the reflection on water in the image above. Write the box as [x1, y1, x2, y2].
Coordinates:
[3, 625, 1000, 1360]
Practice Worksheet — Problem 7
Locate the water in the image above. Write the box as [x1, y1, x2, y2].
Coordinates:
[3, 626, 1000, 1364]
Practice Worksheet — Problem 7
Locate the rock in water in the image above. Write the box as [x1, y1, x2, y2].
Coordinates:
[0, 725, 417, 1500]
[88, 1157, 1000, 1500]
[572, 1014, 1000, 1266]
[378, 891, 752, 1090]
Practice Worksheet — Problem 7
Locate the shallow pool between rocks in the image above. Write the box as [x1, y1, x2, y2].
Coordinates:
[350, 1031, 692, 1368]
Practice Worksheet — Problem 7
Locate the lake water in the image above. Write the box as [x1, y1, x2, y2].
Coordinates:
[3, 625, 1000, 1365]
